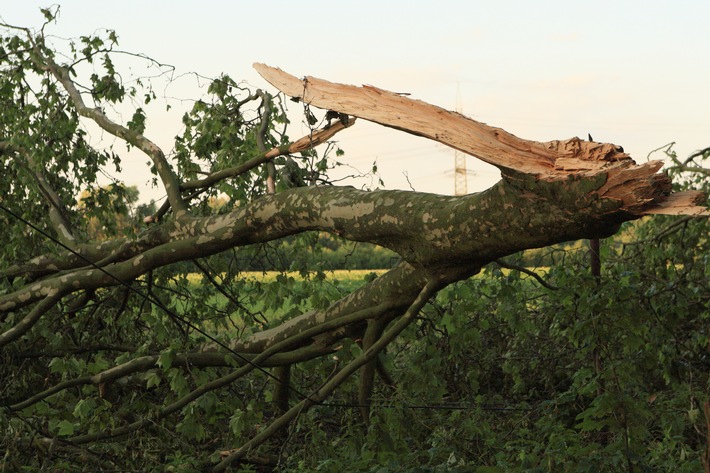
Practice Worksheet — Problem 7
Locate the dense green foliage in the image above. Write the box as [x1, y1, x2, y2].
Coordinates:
[275, 152, 710, 473]
[0, 9, 708, 472]
[273, 197, 709, 472]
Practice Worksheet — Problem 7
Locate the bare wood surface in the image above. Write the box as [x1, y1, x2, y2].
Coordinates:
[254, 63, 630, 176]
[254, 63, 708, 217]
[643, 191, 709, 215]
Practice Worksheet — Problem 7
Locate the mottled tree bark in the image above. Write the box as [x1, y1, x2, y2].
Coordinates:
[2, 63, 707, 471]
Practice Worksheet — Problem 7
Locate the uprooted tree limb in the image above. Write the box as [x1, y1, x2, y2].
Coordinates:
[1, 35, 707, 470]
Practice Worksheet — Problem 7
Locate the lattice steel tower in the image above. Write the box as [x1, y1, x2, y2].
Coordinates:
[454, 84, 468, 196]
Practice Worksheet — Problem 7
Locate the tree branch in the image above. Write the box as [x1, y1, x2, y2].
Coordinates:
[0, 141, 76, 245]
[5, 346, 335, 413]
[668, 147, 710, 176]
[254, 64, 629, 176]
[254, 63, 708, 216]
[0, 294, 61, 348]
[213, 277, 440, 471]
[0, 169, 689, 314]
[494, 259, 559, 291]
[63, 299, 393, 445]
[31, 43, 188, 216]
[179, 117, 355, 192]
[358, 318, 387, 422]
[255, 90, 276, 193]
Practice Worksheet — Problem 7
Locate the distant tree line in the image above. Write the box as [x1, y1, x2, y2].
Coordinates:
[233, 233, 400, 271]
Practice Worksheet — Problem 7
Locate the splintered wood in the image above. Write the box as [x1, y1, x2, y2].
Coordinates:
[255, 63, 708, 217]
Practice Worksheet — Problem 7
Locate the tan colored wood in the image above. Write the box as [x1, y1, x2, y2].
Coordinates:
[254, 63, 630, 176]
[643, 191, 709, 215]
[254, 63, 708, 217]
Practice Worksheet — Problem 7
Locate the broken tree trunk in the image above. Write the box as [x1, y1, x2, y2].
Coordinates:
[254, 63, 708, 217]
[3, 60, 708, 473]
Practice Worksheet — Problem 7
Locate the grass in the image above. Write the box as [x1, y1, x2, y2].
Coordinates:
[242, 269, 388, 282]
[158, 265, 557, 339]
[185, 269, 387, 285]
[168, 269, 390, 331]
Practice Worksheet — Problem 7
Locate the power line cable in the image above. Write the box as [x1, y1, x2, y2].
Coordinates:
[320, 401, 533, 411]
[1, 204, 530, 417]
[0, 202, 314, 403]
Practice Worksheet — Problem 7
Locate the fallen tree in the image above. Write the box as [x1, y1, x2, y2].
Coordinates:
[1, 12, 707, 471]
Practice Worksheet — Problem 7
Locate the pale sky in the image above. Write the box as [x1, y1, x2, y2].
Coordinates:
[2, 1, 709, 202]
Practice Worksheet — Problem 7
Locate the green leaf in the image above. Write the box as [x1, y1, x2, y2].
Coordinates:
[87, 355, 109, 374]
[40, 8, 55, 22]
[107, 30, 118, 46]
[145, 371, 162, 389]
[168, 368, 188, 395]
[688, 408, 700, 423]
[127, 108, 146, 134]
[229, 409, 246, 437]
[157, 349, 175, 370]
[48, 357, 65, 374]
[57, 420, 75, 436]
[72, 398, 93, 419]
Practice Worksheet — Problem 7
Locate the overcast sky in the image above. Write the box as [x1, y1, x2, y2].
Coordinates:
[3, 1, 709, 201]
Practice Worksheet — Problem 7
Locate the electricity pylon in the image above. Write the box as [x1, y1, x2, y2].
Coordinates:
[454, 84, 467, 196]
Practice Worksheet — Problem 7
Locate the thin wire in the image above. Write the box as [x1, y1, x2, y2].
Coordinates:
[321, 401, 533, 411]
[1, 204, 525, 417]
[0, 202, 314, 402]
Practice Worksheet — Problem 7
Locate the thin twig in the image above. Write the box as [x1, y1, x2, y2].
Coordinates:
[213, 279, 439, 471]
[494, 259, 559, 290]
